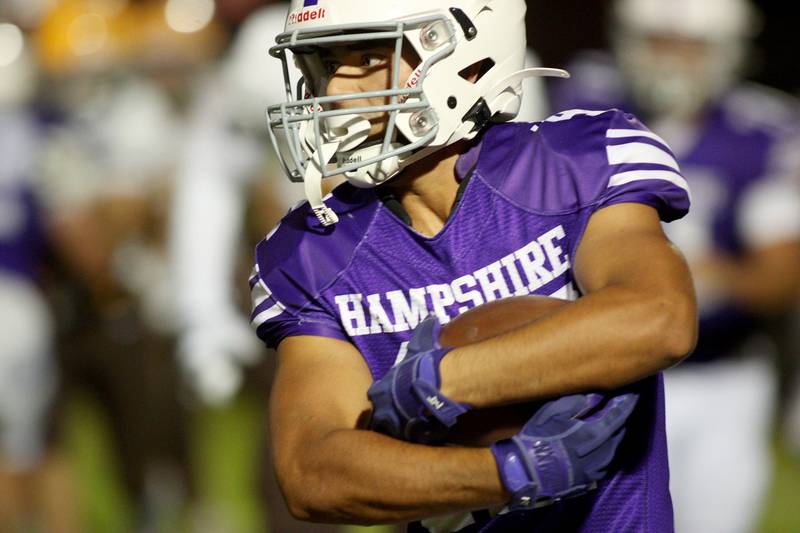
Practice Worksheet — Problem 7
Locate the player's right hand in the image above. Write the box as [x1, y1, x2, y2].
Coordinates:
[368, 315, 470, 444]
[491, 392, 638, 511]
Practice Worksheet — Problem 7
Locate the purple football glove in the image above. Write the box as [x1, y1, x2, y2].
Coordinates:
[368, 315, 470, 444]
[491, 392, 638, 511]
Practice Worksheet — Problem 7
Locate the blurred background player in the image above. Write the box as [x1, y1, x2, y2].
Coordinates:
[0, 22, 78, 533]
[552, 0, 800, 531]
[29, 0, 222, 530]
[168, 1, 339, 531]
[170, 0, 293, 412]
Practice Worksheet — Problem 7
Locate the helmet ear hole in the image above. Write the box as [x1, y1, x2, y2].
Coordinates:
[458, 58, 496, 84]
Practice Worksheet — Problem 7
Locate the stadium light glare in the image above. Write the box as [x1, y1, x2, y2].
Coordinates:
[164, 0, 215, 34]
[0, 24, 24, 67]
[68, 13, 108, 56]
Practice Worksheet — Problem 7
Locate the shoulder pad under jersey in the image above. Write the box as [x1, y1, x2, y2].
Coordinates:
[249, 183, 380, 346]
[476, 109, 691, 221]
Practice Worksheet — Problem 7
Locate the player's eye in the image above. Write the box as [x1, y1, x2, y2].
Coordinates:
[361, 54, 387, 68]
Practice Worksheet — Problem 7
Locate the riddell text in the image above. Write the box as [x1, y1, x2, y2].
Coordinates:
[288, 7, 327, 24]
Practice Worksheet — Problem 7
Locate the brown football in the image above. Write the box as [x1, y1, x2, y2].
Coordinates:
[439, 295, 571, 447]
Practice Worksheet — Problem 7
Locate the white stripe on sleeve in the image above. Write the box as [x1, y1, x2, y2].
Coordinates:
[251, 300, 286, 326]
[606, 142, 681, 172]
[249, 266, 285, 326]
[606, 128, 670, 149]
[251, 280, 273, 308]
[608, 169, 691, 195]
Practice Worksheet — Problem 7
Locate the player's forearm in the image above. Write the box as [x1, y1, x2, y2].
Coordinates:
[277, 428, 506, 524]
[439, 283, 697, 408]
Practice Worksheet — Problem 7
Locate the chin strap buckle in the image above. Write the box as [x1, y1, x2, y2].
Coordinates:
[312, 205, 339, 226]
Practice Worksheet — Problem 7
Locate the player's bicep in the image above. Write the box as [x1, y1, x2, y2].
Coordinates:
[270, 335, 374, 470]
[574, 203, 694, 297]
[574, 203, 698, 361]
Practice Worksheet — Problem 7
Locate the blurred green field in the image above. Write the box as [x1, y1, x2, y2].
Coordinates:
[760, 437, 800, 533]
[64, 392, 800, 533]
[64, 392, 394, 533]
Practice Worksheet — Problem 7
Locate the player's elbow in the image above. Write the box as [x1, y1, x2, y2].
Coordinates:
[281, 483, 376, 525]
[650, 290, 698, 366]
[283, 491, 316, 522]
[277, 457, 375, 525]
[277, 462, 335, 522]
[283, 494, 337, 524]
[279, 475, 329, 522]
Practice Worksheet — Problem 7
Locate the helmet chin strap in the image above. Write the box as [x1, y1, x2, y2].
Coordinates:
[303, 139, 341, 226]
[300, 114, 371, 226]
[341, 142, 405, 188]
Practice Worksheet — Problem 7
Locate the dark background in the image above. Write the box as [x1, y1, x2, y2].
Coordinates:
[525, 0, 800, 94]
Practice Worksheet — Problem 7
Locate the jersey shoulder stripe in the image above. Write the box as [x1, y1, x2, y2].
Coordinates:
[249, 184, 379, 347]
[475, 109, 690, 221]
[606, 141, 680, 172]
[604, 128, 691, 199]
[249, 264, 287, 328]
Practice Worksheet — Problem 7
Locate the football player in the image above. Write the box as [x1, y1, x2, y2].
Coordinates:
[553, 0, 800, 531]
[250, 1, 697, 531]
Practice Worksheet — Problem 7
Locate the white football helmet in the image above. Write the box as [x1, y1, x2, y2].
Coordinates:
[266, 0, 568, 225]
[612, 0, 759, 120]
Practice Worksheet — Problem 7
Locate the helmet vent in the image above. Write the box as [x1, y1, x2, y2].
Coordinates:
[458, 58, 495, 84]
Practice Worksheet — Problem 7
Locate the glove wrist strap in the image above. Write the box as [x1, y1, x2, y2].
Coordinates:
[412, 349, 469, 427]
[491, 438, 541, 511]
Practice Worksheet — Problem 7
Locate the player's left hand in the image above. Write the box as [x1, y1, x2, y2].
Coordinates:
[491, 392, 638, 511]
[368, 315, 470, 444]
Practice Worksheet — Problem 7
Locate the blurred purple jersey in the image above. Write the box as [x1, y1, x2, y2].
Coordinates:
[251, 109, 690, 532]
[0, 109, 45, 282]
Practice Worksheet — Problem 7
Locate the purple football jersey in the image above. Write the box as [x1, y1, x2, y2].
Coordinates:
[251, 109, 690, 532]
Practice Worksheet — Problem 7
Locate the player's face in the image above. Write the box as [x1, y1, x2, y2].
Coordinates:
[299, 40, 418, 138]
[621, 32, 720, 119]
[639, 34, 711, 78]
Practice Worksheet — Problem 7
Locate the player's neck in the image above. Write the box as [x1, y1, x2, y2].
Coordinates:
[384, 143, 467, 237]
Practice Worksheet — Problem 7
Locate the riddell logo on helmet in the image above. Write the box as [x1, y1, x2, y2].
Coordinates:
[399, 66, 424, 103]
[288, 4, 327, 25]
